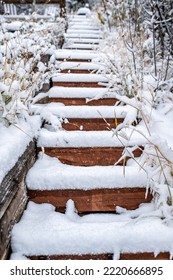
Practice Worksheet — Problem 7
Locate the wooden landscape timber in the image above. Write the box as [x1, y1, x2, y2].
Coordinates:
[29, 252, 170, 260]
[57, 58, 93, 62]
[48, 97, 118, 106]
[52, 81, 107, 88]
[61, 118, 124, 131]
[28, 187, 152, 213]
[0, 142, 36, 259]
[59, 69, 96, 74]
[38, 147, 143, 166]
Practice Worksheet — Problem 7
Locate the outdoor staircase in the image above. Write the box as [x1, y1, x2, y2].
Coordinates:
[10, 11, 171, 260]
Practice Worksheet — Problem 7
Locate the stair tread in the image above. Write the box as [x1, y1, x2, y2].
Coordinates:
[55, 61, 104, 71]
[32, 103, 128, 118]
[65, 38, 101, 44]
[51, 73, 111, 83]
[63, 44, 98, 50]
[48, 86, 115, 99]
[26, 153, 147, 190]
[53, 49, 99, 61]
[37, 128, 146, 148]
[11, 201, 172, 259]
[67, 30, 101, 34]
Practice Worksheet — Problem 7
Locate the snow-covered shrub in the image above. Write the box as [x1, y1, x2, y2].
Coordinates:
[97, 0, 173, 218]
[0, 19, 65, 126]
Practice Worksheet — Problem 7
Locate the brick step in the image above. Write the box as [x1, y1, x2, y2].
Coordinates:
[61, 118, 123, 131]
[28, 188, 152, 213]
[37, 147, 142, 166]
[48, 97, 117, 106]
[28, 252, 170, 260]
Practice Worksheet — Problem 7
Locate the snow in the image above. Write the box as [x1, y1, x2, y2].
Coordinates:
[77, 8, 91, 16]
[47, 87, 116, 99]
[65, 38, 101, 44]
[10, 201, 173, 259]
[69, 19, 93, 24]
[151, 109, 173, 150]
[26, 153, 147, 190]
[64, 43, 99, 50]
[53, 49, 99, 60]
[67, 30, 101, 34]
[65, 33, 102, 39]
[0, 117, 41, 184]
[68, 25, 100, 31]
[55, 61, 104, 71]
[52, 73, 108, 83]
[4, 21, 23, 32]
[32, 103, 129, 119]
[37, 127, 147, 148]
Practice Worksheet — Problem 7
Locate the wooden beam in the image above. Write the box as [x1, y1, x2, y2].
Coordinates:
[37, 147, 143, 166]
[52, 81, 107, 88]
[29, 254, 113, 260]
[0, 141, 36, 260]
[28, 187, 152, 213]
[28, 252, 171, 260]
[61, 118, 124, 131]
[48, 97, 118, 106]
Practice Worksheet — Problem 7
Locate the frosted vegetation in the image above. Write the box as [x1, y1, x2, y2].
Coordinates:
[95, 0, 173, 220]
[0, 16, 65, 127]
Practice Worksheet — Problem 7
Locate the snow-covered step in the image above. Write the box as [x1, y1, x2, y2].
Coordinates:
[48, 86, 115, 99]
[26, 153, 151, 213]
[33, 103, 125, 130]
[68, 25, 100, 31]
[11, 201, 172, 260]
[69, 18, 93, 23]
[53, 49, 99, 62]
[65, 33, 103, 39]
[26, 154, 148, 191]
[55, 61, 104, 74]
[63, 43, 99, 50]
[34, 103, 128, 118]
[52, 73, 108, 83]
[51, 73, 108, 87]
[69, 22, 97, 27]
[67, 29, 101, 35]
[37, 128, 146, 148]
[48, 87, 117, 105]
[28, 184, 151, 213]
[61, 117, 120, 131]
[69, 14, 90, 18]
[36, 87, 118, 106]
[37, 129, 144, 166]
[37, 146, 142, 166]
[65, 38, 101, 44]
